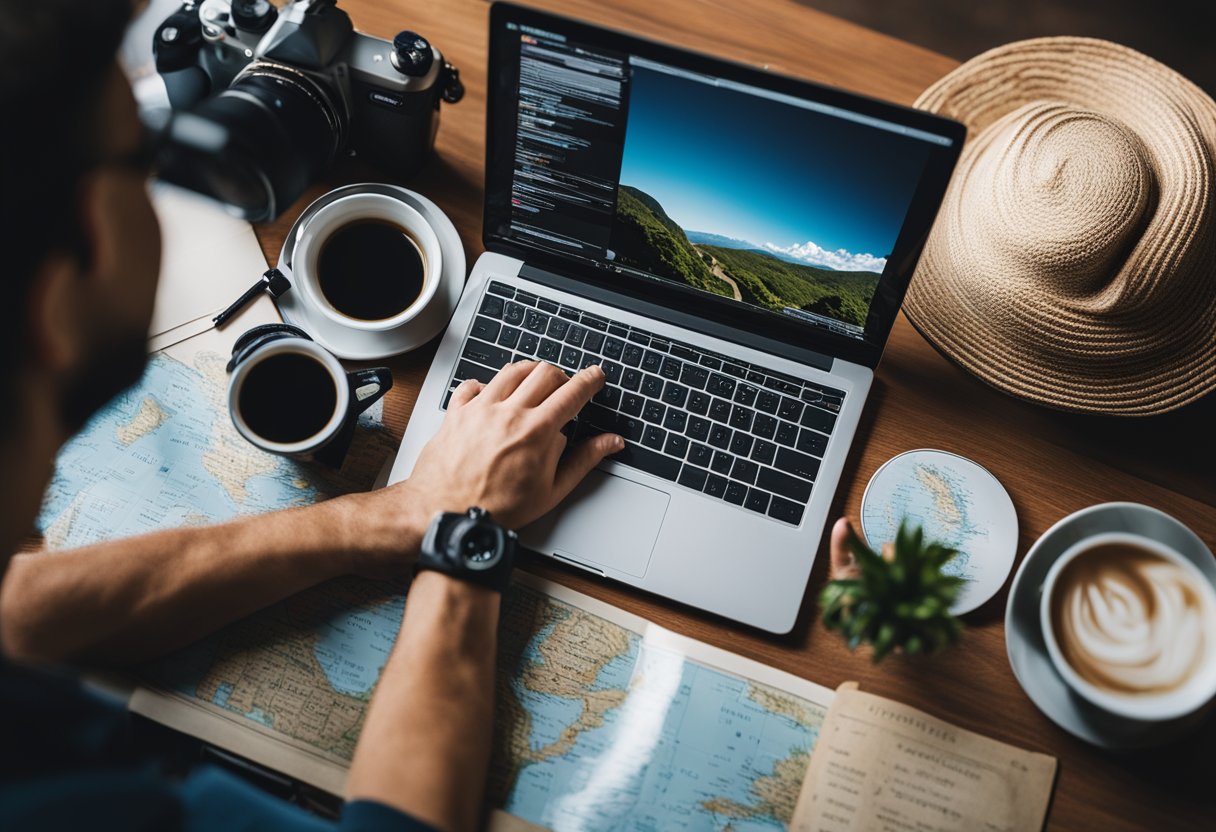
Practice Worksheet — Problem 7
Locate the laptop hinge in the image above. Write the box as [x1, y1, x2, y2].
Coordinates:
[517, 263, 835, 373]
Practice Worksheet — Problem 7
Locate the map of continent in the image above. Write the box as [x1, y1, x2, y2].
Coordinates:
[144, 581, 824, 832]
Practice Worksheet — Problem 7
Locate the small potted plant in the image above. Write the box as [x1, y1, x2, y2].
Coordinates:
[820, 521, 964, 662]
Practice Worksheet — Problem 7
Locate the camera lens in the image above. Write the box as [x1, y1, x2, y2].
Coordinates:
[157, 62, 347, 221]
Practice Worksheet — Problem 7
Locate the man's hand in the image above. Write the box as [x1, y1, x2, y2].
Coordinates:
[401, 361, 623, 531]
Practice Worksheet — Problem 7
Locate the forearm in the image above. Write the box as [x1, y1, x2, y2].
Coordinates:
[347, 571, 500, 832]
[0, 491, 423, 666]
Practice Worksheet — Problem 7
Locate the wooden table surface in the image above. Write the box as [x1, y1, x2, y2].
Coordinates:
[253, 1, 1216, 828]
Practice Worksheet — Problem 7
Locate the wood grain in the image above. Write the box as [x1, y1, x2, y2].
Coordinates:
[253, 1, 1216, 828]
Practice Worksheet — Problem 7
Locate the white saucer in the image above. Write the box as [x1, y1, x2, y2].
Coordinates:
[860, 449, 1018, 615]
[1005, 502, 1216, 749]
[275, 184, 466, 360]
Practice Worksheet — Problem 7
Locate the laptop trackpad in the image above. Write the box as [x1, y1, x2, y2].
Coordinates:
[522, 471, 668, 578]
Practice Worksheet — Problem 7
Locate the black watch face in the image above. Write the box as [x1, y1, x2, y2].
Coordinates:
[460, 522, 503, 571]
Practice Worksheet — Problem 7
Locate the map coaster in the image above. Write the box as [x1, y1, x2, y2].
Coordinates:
[860, 449, 1018, 615]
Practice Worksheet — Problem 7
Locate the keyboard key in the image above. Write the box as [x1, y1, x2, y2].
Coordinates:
[686, 416, 711, 442]
[678, 464, 708, 490]
[628, 330, 650, 345]
[518, 332, 539, 355]
[454, 360, 496, 385]
[688, 442, 713, 467]
[796, 428, 828, 458]
[801, 406, 838, 435]
[547, 318, 570, 339]
[700, 355, 722, 369]
[767, 495, 805, 525]
[608, 323, 629, 337]
[462, 339, 511, 369]
[514, 290, 538, 306]
[664, 433, 689, 459]
[680, 364, 709, 389]
[471, 316, 501, 343]
[729, 405, 754, 431]
[753, 414, 777, 439]
[776, 447, 821, 481]
[757, 391, 780, 413]
[725, 481, 748, 505]
[775, 420, 799, 447]
[751, 439, 777, 465]
[711, 450, 733, 474]
[579, 353, 599, 371]
[729, 432, 754, 457]
[614, 442, 681, 481]
[766, 374, 802, 395]
[603, 337, 625, 359]
[538, 338, 561, 362]
[580, 404, 643, 441]
[650, 338, 670, 353]
[708, 398, 732, 423]
[744, 488, 770, 514]
[524, 310, 549, 333]
[487, 280, 514, 297]
[583, 314, 608, 331]
[565, 325, 586, 347]
[663, 409, 687, 432]
[757, 467, 813, 503]
[593, 385, 622, 409]
[642, 424, 667, 450]
[497, 326, 521, 349]
[584, 331, 606, 353]
[734, 383, 758, 407]
[504, 301, 525, 326]
[642, 350, 662, 372]
[623, 344, 645, 367]
[707, 373, 736, 398]
[623, 368, 642, 391]
[661, 382, 688, 408]
[708, 424, 732, 450]
[538, 299, 559, 313]
[778, 396, 803, 422]
[558, 305, 580, 320]
[704, 474, 728, 498]
[642, 375, 664, 399]
[621, 393, 644, 417]
[479, 294, 505, 318]
[747, 370, 765, 384]
[560, 346, 582, 370]
[688, 391, 711, 415]
[601, 361, 622, 384]
[722, 362, 747, 379]
[731, 458, 759, 485]
[670, 344, 698, 361]
[642, 400, 666, 424]
[660, 357, 682, 380]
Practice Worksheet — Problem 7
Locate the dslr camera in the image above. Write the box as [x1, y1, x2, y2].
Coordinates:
[153, 0, 463, 221]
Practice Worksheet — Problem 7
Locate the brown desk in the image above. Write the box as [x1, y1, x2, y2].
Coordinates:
[253, 1, 1216, 828]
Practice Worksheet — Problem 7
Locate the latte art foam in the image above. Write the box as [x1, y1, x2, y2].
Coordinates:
[1051, 544, 1215, 696]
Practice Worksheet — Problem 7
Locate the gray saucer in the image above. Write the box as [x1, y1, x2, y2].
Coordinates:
[1005, 502, 1216, 749]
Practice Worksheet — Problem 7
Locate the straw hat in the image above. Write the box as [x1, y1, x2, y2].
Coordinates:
[905, 38, 1216, 415]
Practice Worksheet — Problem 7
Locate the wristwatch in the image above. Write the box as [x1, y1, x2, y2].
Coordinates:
[416, 507, 518, 592]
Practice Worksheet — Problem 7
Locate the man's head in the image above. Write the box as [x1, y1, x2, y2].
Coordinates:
[0, 0, 159, 443]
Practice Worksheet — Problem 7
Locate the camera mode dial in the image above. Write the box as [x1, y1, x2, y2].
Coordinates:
[391, 31, 434, 77]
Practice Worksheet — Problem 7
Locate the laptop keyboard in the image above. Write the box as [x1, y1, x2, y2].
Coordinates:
[442, 281, 846, 526]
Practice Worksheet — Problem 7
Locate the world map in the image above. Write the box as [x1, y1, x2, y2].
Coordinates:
[37, 339, 827, 830]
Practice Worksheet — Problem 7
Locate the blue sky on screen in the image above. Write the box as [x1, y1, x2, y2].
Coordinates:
[617, 65, 932, 271]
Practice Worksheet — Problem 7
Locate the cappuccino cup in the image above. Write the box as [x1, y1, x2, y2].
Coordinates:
[1040, 531, 1216, 722]
[226, 324, 392, 459]
[292, 193, 442, 333]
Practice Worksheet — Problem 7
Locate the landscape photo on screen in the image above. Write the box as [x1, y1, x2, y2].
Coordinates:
[608, 63, 932, 338]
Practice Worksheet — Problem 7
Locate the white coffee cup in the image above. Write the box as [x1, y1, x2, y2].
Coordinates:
[293, 192, 443, 332]
[1040, 531, 1216, 722]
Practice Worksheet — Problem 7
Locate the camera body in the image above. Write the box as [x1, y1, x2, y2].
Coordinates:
[153, 0, 463, 220]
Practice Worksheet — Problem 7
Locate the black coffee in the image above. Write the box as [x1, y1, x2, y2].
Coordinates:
[238, 353, 338, 444]
[318, 219, 425, 321]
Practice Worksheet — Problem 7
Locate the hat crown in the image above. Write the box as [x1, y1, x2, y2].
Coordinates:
[981, 103, 1153, 296]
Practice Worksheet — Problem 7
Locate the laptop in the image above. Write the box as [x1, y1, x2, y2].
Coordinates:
[388, 1, 964, 633]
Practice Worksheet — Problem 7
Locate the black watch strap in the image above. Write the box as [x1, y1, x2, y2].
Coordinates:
[416, 507, 518, 593]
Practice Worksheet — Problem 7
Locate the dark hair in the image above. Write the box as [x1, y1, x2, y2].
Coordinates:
[0, 0, 134, 414]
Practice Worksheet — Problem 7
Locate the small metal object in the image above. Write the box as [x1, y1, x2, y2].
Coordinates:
[213, 267, 292, 328]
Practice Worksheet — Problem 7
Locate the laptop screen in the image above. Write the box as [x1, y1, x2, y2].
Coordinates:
[485, 3, 963, 363]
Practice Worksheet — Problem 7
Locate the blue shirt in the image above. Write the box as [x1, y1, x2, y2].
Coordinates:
[0, 657, 436, 832]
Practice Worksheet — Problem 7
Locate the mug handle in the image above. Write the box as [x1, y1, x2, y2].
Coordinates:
[347, 367, 394, 416]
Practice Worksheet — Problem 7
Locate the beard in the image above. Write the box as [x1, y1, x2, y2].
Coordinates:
[58, 330, 149, 434]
